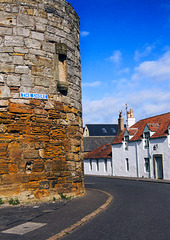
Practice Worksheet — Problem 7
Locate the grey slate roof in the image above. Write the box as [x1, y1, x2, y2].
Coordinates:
[85, 124, 118, 136]
[83, 136, 116, 153]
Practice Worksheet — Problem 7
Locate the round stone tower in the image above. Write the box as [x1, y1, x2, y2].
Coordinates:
[0, 0, 85, 202]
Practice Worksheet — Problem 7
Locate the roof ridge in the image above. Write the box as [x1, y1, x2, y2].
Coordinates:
[138, 112, 170, 122]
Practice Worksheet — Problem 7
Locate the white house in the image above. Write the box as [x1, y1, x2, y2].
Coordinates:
[84, 143, 112, 176]
[112, 112, 170, 180]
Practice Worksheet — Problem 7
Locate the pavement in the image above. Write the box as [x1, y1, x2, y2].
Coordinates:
[0, 187, 112, 240]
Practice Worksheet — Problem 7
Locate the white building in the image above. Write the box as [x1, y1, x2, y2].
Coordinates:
[84, 143, 112, 176]
[112, 112, 170, 180]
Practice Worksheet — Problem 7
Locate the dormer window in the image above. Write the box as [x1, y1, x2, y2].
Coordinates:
[124, 135, 129, 150]
[144, 132, 150, 149]
[168, 124, 170, 135]
[124, 129, 129, 150]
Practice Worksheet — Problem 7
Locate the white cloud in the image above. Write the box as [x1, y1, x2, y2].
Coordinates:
[82, 86, 170, 125]
[80, 31, 90, 37]
[108, 50, 122, 65]
[134, 46, 153, 61]
[82, 81, 101, 87]
[117, 68, 130, 75]
[83, 97, 122, 124]
[132, 51, 170, 82]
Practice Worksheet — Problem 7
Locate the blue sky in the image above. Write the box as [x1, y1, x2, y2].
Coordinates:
[68, 0, 170, 125]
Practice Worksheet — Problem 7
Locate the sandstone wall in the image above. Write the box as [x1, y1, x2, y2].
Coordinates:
[0, 0, 85, 202]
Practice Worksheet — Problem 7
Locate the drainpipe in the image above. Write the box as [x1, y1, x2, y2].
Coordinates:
[148, 140, 151, 179]
[135, 141, 139, 178]
[111, 144, 114, 176]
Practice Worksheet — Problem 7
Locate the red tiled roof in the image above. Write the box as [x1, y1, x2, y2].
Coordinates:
[147, 123, 160, 132]
[128, 128, 138, 136]
[113, 112, 170, 144]
[84, 143, 112, 159]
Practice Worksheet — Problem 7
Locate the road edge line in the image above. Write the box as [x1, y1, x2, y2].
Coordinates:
[47, 189, 113, 240]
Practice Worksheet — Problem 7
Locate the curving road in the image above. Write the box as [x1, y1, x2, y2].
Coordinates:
[64, 175, 170, 240]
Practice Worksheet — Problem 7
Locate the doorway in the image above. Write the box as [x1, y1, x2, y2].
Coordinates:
[154, 155, 163, 179]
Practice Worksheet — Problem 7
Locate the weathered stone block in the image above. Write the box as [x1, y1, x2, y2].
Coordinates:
[0, 100, 9, 106]
[14, 47, 29, 54]
[0, 53, 12, 63]
[22, 182, 39, 191]
[0, 85, 11, 98]
[32, 160, 45, 172]
[31, 31, 44, 40]
[13, 26, 30, 37]
[5, 36, 24, 47]
[13, 55, 24, 65]
[8, 164, 18, 173]
[9, 102, 32, 114]
[34, 189, 49, 199]
[36, 23, 46, 32]
[0, 46, 13, 53]
[17, 14, 34, 27]
[0, 184, 20, 197]
[15, 65, 29, 74]
[35, 77, 49, 87]
[0, 162, 8, 174]
[25, 38, 41, 49]
[7, 75, 20, 86]
[2, 173, 29, 184]
[43, 41, 55, 53]
[21, 74, 34, 87]
[8, 142, 22, 159]
[0, 26, 12, 35]
[23, 150, 39, 159]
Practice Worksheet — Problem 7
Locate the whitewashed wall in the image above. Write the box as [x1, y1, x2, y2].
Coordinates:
[84, 158, 112, 176]
[112, 136, 170, 180]
[112, 142, 137, 177]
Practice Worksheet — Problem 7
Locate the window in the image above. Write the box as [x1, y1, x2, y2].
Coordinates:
[168, 124, 170, 135]
[144, 132, 150, 149]
[90, 159, 92, 171]
[102, 128, 107, 134]
[96, 160, 99, 171]
[126, 158, 129, 171]
[55, 42, 68, 94]
[124, 136, 129, 150]
[104, 159, 107, 172]
[144, 158, 150, 172]
[111, 128, 116, 134]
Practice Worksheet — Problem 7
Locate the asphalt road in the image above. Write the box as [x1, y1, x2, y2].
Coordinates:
[64, 176, 170, 240]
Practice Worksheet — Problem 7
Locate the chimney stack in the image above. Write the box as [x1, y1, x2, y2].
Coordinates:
[118, 110, 124, 134]
[127, 109, 135, 128]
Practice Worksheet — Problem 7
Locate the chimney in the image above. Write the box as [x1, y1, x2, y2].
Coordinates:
[127, 109, 135, 128]
[118, 110, 124, 134]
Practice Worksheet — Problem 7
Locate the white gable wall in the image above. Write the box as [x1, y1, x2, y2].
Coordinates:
[112, 142, 137, 177]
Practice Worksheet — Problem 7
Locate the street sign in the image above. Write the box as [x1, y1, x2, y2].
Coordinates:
[20, 92, 48, 99]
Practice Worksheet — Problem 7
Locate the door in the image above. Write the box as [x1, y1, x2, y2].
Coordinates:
[155, 156, 163, 179]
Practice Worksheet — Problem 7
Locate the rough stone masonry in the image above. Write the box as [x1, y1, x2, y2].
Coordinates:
[0, 0, 85, 202]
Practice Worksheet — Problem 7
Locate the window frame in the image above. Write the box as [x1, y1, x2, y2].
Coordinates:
[144, 158, 150, 172]
[126, 158, 129, 171]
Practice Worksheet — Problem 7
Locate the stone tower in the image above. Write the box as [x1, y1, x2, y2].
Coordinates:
[0, 0, 85, 202]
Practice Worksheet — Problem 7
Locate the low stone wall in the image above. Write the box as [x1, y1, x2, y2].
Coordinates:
[0, 0, 85, 202]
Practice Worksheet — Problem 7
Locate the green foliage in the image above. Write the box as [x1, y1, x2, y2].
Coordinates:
[59, 193, 71, 200]
[0, 198, 4, 205]
[8, 198, 20, 205]
[53, 197, 56, 201]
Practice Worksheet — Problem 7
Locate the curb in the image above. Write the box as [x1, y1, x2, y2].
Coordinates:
[47, 189, 113, 240]
[86, 175, 170, 184]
